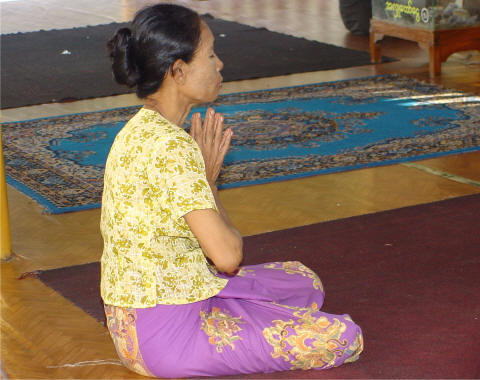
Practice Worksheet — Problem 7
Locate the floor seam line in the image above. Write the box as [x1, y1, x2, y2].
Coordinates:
[401, 162, 480, 188]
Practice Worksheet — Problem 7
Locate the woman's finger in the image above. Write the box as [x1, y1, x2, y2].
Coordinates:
[213, 113, 224, 150]
[190, 113, 200, 141]
[213, 129, 231, 180]
[203, 108, 215, 146]
[218, 128, 233, 161]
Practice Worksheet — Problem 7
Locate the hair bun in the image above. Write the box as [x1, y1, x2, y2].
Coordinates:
[107, 27, 140, 87]
[107, 4, 202, 98]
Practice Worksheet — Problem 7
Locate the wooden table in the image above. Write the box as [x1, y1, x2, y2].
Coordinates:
[370, 18, 480, 77]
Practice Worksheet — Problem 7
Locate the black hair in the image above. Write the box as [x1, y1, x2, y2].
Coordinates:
[107, 4, 202, 98]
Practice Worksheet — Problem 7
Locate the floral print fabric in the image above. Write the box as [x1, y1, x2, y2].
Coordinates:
[100, 108, 227, 307]
[200, 307, 245, 353]
[263, 302, 362, 370]
[104, 305, 152, 377]
[113, 261, 363, 378]
[264, 261, 324, 290]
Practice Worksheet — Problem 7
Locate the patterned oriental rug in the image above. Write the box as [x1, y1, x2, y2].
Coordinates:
[3, 74, 480, 214]
[31, 194, 480, 378]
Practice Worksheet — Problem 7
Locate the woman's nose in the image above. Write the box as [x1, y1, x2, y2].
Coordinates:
[217, 56, 224, 71]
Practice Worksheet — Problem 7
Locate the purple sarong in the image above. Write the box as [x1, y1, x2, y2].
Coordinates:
[105, 261, 363, 377]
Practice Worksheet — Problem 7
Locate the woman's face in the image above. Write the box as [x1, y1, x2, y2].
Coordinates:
[180, 21, 224, 104]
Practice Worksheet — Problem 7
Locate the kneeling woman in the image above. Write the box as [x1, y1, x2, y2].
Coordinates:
[100, 4, 363, 377]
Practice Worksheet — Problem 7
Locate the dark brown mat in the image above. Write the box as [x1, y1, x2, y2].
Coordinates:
[34, 194, 480, 378]
[1, 16, 394, 109]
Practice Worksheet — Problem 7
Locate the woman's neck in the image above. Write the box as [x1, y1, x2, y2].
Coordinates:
[144, 86, 192, 127]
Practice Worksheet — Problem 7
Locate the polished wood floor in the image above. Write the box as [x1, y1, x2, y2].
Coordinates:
[1, 1, 479, 378]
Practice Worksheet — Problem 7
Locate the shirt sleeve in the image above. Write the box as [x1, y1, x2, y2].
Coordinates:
[161, 134, 217, 221]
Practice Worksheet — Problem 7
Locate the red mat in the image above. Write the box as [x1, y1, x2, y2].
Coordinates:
[35, 194, 480, 378]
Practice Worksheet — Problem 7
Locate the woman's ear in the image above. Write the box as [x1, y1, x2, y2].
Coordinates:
[171, 59, 187, 85]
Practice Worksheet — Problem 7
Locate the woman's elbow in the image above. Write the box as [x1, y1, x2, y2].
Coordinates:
[215, 237, 243, 273]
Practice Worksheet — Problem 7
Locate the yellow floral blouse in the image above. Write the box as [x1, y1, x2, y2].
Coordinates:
[100, 108, 228, 308]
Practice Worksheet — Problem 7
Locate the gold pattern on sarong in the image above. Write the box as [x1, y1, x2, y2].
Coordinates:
[344, 332, 364, 363]
[104, 305, 153, 376]
[262, 303, 350, 370]
[200, 307, 245, 353]
[264, 261, 323, 291]
[236, 267, 256, 277]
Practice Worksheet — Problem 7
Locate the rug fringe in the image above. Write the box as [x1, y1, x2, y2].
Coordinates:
[18, 270, 42, 280]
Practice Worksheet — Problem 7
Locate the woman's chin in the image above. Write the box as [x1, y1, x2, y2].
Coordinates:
[205, 92, 220, 103]
[192, 89, 221, 105]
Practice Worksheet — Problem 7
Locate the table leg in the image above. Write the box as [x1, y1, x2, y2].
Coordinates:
[369, 31, 383, 63]
[428, 44, 442, 77]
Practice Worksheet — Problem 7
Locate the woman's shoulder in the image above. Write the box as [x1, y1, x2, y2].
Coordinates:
[118, 108, 189, 145]
[120, 108, 201, 164]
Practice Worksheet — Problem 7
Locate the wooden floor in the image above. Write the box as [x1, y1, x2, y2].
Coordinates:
[1, 1, 479, 378]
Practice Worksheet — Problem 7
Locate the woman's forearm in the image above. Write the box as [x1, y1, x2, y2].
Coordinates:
[209, 183, 242, 240]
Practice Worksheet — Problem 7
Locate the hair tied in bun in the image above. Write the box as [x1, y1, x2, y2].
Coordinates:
[107, 4, 201, 98]
[108, 27, 139, 87]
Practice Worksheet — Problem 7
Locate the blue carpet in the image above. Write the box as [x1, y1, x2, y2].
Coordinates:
[3, 74, 480, 213]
